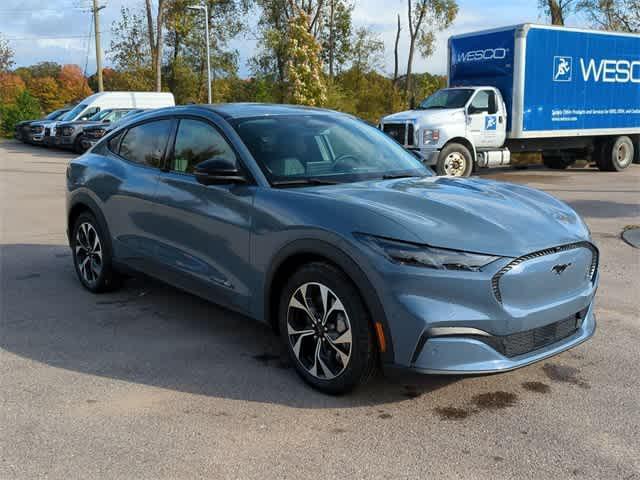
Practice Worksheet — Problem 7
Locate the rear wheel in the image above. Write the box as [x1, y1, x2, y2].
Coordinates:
[71, 212, 121, 293]
[279, 262, 376, 394]
[596, 136, 634, 172]
[436, 143, 473, 177]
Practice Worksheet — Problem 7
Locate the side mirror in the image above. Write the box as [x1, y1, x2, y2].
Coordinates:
[194, 157, 247, 185]
[102, 119, 111, 124]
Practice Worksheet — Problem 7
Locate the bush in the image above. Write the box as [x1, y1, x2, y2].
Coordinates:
[0, 90, 41, 137]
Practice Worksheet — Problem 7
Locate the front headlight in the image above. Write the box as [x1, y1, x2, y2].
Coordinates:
[358, 235, 500, 272]
[422, 129, 440, 145]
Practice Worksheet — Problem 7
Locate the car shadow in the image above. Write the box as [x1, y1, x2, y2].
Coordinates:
[1, 243, 459, 409]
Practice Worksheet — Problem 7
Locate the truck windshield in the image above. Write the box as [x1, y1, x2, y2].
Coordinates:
[61, 103, 88, 121]
[232, 114, 430, 186]
[417, 89, 474, 109]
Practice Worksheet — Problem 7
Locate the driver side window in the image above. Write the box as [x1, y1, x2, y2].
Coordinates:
[79, 107, 100, 121]
[172, 119, 236, 174]
[469, 90, 497, 115]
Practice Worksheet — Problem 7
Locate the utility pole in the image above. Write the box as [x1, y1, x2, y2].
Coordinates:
[92, 0, 105, 92]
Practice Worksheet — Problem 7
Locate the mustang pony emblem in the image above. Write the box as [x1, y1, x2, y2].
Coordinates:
[552, 263, 572, 275]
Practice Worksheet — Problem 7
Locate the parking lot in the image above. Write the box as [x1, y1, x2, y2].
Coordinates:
[1, 139, 638, 479]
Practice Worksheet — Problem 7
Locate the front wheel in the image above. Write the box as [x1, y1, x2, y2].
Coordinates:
[436, 143, 473, 177]
[279, 262, 377, 394]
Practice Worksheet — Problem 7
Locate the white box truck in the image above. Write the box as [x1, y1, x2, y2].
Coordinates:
[380, 24, 640, 176]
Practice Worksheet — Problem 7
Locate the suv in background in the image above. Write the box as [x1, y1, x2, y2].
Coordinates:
[54, 108, 137, 153]
[80, 109, 147, 152]
[19, 108, 71, 144]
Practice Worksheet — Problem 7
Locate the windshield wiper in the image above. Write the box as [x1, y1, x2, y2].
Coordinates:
[271, 177, 342, 188]
[381, 174, 422, 180]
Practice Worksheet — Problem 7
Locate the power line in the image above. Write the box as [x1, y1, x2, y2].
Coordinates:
[5, 35, 93, 41]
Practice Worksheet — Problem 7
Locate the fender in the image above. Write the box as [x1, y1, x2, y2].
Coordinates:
[263, 238, 396, 365]
[67, 190, 113, 254]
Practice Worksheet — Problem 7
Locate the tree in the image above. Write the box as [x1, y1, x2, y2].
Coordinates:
[143, 0, 166, 91]
[577, 0, 639, 32]
[393, 14, 401, 84]
[405, 0, 458, 99]
[0, 90, 41, 137]
[109, 7, 154, 90]
[319, 0, 353, 79]
[0, 72, 25, 105]
[27, 76, 63, 112]
[0, 34, 14, 72]
[538, 0, 576, 25]
[285, 12, 326, 106]
[58, 64, 93, 103]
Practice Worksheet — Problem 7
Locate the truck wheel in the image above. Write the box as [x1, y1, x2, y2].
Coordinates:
[542, 153, 573, 170]
[597, 136, 634, 172]
[436, 143, 473, 177]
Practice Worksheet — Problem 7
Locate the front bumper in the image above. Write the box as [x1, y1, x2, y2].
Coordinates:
[409, 147, 439, 166]
[411, 304, 596, 374]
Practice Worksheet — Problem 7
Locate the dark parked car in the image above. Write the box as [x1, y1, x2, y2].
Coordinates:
[80, 109, 147, 152]
[16, 108, 71, 143]
[66, 104, 598, 394]
[54, 108, 138, 153]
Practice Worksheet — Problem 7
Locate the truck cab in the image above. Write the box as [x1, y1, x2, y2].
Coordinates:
[380, 86, 509, 176]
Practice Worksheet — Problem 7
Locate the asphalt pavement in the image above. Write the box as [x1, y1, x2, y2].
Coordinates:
[1, 140, 638, 479]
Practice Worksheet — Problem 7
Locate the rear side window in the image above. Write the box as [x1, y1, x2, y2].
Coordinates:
[171, 119, 236, 173]
[107, 131, 123, 153]
[119, 120, 172, 168]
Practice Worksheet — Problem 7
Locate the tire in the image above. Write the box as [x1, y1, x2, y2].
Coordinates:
[73, 136, 86, 154]
[71, 212, 122, 293]
[542, 153, 573, 170]
[597, 136, 634, 172]
[278, 262, 377, 395]
[436, 143, 473, 177]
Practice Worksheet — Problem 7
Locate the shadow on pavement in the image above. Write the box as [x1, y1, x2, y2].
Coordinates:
[1, 243, 458, 409]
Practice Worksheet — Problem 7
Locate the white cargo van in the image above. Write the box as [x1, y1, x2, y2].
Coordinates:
[41, 92, 175, 146]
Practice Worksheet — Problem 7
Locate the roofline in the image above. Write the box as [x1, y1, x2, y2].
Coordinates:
[449, 23, 639, 40]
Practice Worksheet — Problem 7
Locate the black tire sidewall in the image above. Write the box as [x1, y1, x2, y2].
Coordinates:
[71, 212, 118, 293]
[278, 262, 375, 395]
[436, 143, 473, 177]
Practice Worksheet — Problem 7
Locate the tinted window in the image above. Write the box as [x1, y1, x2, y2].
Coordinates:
[107, 131, 123, 153]
[418, 89, 474, 109]
[78, 107, 100, 120]
[172, 119, 236, 173]
[119, 120, 172, 168]
[469, 90, 496, 114]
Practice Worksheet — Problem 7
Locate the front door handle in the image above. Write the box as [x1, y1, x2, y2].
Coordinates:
[498, 116, 504, 124]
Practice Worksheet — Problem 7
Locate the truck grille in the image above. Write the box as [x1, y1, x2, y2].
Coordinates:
[382, 123, 414, 146]
[477, 309, 586, 358]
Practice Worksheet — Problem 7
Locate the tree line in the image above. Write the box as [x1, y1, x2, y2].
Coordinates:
[1, 0, 637, 136]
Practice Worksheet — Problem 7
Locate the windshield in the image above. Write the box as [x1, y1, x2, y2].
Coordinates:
[61, 103, 88, 121]
[232, 114, 430, 185]
[89, 109, 113, 121]
[45, 109, 68, 120]
[417, 89, 474, 109]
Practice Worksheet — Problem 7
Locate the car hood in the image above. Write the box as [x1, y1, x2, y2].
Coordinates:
[313, 177, 590, 257]
[383, 108, 465, 126]
[58, 121, 103, 128]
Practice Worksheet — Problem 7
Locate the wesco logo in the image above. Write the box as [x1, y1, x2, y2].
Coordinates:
[580, 58, 640, 84]
[457, 48, 509, 63]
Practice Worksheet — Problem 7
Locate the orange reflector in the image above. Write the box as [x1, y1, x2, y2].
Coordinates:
[374, 322, 387, 353]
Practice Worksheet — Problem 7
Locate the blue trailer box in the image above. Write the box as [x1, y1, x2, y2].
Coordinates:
[448, 24, 640, 139]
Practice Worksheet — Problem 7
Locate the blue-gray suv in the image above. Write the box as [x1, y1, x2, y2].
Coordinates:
[66, 104, 598, 394]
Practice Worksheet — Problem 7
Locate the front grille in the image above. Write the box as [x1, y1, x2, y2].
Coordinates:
[383, 123, 414, 146]
[477, 309, 586, 358]
[56, 128, 64, 137]
[492, 242, 598, 304]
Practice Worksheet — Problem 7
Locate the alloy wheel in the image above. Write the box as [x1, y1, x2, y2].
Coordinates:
[286, 282, 352, 380]
[443, 152, 467, 176]
[75, 222, 103, 285]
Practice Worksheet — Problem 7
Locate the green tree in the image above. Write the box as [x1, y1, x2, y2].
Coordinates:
[109, 7, 154, 90]
[285, 12, 327, 106]
[405, 0, 457, 99]
[319, 0, 354, 79]
[0, 90, 41, 137]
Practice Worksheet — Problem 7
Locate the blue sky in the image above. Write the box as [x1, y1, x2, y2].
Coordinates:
[0, 0, 568, 77]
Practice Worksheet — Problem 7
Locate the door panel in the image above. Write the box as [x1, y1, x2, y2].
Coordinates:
[151, 118, 255, 312]
[467, 90, 506, 148]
